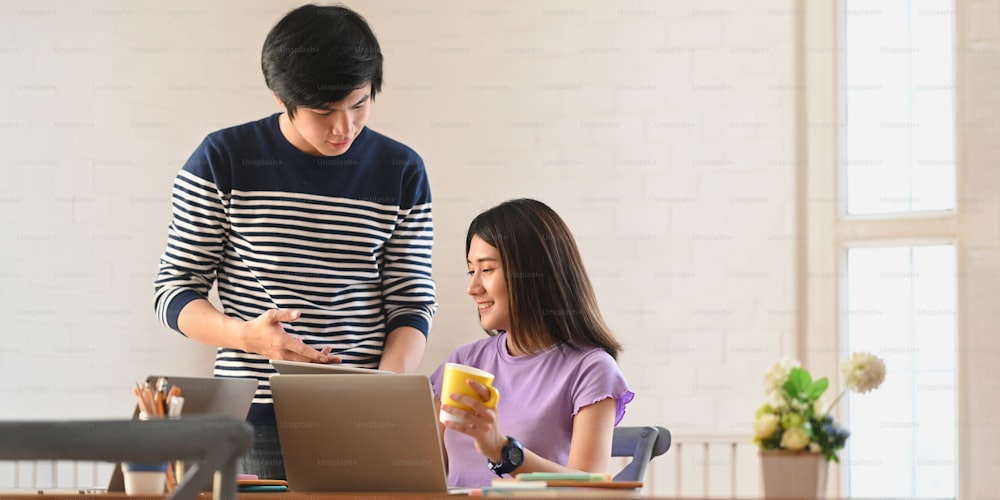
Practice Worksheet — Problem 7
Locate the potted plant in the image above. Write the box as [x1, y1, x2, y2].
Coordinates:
[752, 352, 886, 499]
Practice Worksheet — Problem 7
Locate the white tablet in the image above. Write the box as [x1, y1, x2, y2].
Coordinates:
[269, 359, 394, 375]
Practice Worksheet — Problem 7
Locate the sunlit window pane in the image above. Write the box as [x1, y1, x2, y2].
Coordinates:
[844, 0, 955, 214]
[844, 245, 956, 498]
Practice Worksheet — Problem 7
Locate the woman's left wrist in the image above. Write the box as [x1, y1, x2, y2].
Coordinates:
[487, 436, 525, 477]
[485, 435, 506, 462]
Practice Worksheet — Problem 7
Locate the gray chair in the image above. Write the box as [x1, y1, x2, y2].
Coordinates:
[0, 414, 253, 500]
[612, 425, 672, 482]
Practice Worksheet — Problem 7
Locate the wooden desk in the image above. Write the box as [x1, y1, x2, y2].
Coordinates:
[0, 494, 745, 500]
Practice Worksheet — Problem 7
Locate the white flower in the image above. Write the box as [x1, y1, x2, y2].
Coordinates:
[789, 399, 809, 412]
[780, 426, 810, 451]
[753, 413, 780, 439]
[812, 398, 825, 416]
[841, 352, 887, 394]
[767, 391, 787, 410]
[764, 357, 800, 396]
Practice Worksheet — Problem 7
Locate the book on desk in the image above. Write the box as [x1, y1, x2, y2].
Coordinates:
[470, 472, 642, 497]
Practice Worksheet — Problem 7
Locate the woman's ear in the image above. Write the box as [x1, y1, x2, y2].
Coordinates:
[272, 93, 285, 108]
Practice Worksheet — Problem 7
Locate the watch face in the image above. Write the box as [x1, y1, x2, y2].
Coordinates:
[509, 446, 524, 465]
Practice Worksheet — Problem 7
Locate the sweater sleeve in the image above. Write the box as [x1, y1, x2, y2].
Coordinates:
[153, 137, 231, 332]
[381, 158, 437, 337]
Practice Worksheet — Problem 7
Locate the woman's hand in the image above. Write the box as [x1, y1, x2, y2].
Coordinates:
[440, 379, 509, 462]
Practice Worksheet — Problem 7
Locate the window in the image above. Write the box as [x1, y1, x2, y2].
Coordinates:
[844, 0, 955, 215]
[843, 245, 956, 497]
[838, 0, 958, 497]
[808, 0, 996, 495]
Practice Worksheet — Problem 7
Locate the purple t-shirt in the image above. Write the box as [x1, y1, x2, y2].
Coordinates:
[429, 333, 634, 488]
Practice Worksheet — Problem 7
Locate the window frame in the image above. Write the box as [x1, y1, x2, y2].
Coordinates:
[801, 0, 994, 497]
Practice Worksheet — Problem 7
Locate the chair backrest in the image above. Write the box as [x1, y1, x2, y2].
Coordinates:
[611, 425, 672, 482]
[0, 415, 252, 500]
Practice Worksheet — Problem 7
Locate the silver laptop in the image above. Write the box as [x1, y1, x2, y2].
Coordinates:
[139, 374, 258, 417]
[271, 374, 449, 493]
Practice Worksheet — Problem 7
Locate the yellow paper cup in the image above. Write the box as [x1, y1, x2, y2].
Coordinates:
[439, 363, 500, 424]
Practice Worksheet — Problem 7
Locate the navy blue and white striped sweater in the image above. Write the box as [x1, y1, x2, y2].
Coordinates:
[154, 113, 436, 404]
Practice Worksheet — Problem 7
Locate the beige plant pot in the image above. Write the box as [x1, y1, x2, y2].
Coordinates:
[759, 449, 829, 499]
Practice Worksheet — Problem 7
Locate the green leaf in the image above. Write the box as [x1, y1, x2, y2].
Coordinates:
[784, 367, 811, 396]
[807, 377, 829, 401]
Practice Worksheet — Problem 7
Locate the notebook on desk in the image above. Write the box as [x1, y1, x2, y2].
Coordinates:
[270, 374, 450, 493]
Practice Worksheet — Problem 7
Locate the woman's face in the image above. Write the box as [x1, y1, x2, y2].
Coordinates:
[466, 235, 510, 332]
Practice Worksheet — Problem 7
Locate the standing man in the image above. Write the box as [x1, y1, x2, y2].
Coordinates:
[153, 4, 436, 479]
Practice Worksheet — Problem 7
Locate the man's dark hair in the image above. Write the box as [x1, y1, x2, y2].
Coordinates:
[262, 4, 383, 118]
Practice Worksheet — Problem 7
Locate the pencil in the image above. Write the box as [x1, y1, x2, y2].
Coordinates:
[132, 386, 148, 416]
[166, 463, 177, 492]
[155, 377, 168, 416]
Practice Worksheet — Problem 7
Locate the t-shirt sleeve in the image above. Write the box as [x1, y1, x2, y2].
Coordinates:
[570, 351, 635, 425]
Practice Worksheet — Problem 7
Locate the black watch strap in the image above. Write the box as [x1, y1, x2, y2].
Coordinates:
[488, 436, 524, 476]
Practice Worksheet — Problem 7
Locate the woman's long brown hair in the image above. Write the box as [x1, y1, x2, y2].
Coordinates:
[466, 198, 622, 358]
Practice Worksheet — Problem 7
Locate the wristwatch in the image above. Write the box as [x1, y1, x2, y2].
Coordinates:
[488, 436, 525, 476]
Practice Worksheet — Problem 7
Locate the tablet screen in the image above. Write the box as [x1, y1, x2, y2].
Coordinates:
[269, 359, 394, 375]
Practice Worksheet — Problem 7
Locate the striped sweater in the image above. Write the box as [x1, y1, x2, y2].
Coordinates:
[154, 114, 436, 404]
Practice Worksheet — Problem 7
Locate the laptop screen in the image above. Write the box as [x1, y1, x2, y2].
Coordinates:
[140, 375, 258, 418]
[107, 375, 257, 492]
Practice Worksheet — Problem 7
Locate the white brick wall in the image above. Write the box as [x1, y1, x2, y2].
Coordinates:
[363, 1, 798, 442]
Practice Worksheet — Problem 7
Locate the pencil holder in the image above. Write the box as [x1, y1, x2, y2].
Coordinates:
[134, 412, 186, 486]
[122, 461, 168, 494]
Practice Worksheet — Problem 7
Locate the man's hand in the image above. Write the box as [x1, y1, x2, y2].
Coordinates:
[240, 309, 341, 363]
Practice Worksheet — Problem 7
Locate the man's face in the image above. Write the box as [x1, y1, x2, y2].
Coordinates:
[280, 83, 372, 157]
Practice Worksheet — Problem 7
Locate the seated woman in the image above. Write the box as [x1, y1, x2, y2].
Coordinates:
[430, 198, 634, 487]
